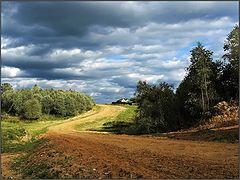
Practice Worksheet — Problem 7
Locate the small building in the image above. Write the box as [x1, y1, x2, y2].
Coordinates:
[112, 98, 132, 105]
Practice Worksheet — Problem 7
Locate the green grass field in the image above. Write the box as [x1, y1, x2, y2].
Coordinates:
[75, 105, 137, 133]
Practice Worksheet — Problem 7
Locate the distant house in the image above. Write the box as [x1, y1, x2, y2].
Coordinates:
[112, 98, 132, 105]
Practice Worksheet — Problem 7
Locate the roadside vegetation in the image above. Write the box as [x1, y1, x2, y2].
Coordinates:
[128, 26, 239, 135]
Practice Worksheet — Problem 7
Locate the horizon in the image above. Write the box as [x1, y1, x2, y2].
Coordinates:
[1, 1, 238, 104]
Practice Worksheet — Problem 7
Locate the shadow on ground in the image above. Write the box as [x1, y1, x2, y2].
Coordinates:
[94, 121, 134, 134]
[93, 120, 239, 143]
[157, 127, 239, 143]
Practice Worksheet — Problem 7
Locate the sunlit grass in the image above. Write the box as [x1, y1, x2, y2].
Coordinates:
[75, 105, 137, 132]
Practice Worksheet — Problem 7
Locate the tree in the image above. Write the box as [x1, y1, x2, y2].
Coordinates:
[1, 90, 15, 113]
[223, 25, 239, 69]
[41, 95, 54, 115]
[218, 25, 239, 101]
[134, 81, 180, 133]
[64, 95, 78, 116]
[12, 90, 34, 116]
[176, 43, 218, 126]
[1, 83, 95, 119]
[51, 92, 66, 116]
[188, 42, 214, 112]
[23, 99, 42, 120]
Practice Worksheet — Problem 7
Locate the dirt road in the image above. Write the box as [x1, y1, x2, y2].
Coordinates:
[21, 105, 239, 178]
[47, 104, 126, 134]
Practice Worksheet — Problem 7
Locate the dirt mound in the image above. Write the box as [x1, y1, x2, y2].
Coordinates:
[198, 101, 238, 130]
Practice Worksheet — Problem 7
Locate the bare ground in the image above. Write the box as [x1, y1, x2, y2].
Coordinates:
[2, 105, 239, 179]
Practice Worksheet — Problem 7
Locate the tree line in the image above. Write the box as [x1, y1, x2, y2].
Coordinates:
[1, 84, 95, 120]
[132, 26, 239, 134]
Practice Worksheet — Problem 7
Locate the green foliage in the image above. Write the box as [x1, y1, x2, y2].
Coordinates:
[223, 25, 239, 68]
[176, 43, 219, 127]
[1, 84, 95, 120]
[23, 99, 42, 120]
[41, 95, 54, 114]
[1, 89, 15, 113]
[188, 42, 214, 111]
[133, 81, 180, 133]
[64, 95, 78, 116]
[1, 83, 13, 92]
[2, 127, 27, 142]
[218, 25, 239, 101]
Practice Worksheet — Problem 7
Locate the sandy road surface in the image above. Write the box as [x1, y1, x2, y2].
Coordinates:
[22, 105, 239, 178]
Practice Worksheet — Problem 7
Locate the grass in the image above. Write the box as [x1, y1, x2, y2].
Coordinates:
[1, 114, 77, 153]
[2, 105, 100, 153]
[2, 115, 68, 137]
[1, 118, 54, 153]
[75, 105, 137, 133]
[113, 105, 137, 122]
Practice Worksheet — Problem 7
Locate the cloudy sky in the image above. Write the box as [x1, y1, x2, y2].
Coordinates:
[1, 1, 238, 103]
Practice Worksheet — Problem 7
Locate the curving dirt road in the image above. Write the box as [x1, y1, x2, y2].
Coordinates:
[24, 105, 238, 179]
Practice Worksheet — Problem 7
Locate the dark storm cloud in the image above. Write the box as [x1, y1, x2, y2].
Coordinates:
[2, 2, 238, 51]
[2, 2, 136, 50]
[2, 55, 67, 70]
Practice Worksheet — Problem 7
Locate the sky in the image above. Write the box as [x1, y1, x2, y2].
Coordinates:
[1, 1, 238, 103]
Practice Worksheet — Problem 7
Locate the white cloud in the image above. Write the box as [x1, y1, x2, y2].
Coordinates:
[1, 66, 25, 78]
[49, 48, 103, 60]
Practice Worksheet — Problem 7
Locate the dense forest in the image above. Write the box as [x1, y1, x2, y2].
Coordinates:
[1, 84, 95, 120]
[132, 25, 239, 134]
